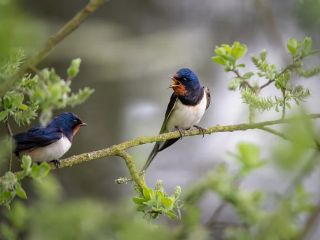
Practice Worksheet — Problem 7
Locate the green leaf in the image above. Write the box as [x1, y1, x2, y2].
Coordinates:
[236, 143, 264, 173]
[243, 72, 254, 79]
[237, 64, 246, 68]
[132, 197, 145, 204]
[302, 37, 312, 56]
[215, 46, 227, 56]
[18, 104, 28, 111]
[67, 58, 81, 78]
[211, 56, 226, 65]
[287, 38, 298, 55]
[161, 197, 174, 209]
[228, 78, 240, 91]
[260, 49, 267, 61]
[15, 183, 27, 200]
[231, 41, 247, 60]
[0, 110, 8, 122]
[30, 162, 50, 179]
[0, 191, 14, 206]
[18, 155, 32, 179]
[142, 187, 153, 201]
[166, 210, 178, 219]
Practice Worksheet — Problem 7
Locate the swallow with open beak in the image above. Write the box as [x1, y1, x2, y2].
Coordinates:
[142, 68, 211, 171]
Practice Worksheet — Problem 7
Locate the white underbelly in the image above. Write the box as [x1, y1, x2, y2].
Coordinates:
[166, 96, 207, 131]
[21, 136, 72, 162]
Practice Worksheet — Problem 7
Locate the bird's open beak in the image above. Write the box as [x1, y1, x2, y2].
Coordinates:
[169, 76, 181, 88]
[80, 122, 87, 126]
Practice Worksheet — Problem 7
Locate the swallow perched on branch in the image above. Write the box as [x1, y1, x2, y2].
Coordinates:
[13, 112, 87, 168]
[142, 68, 211, 171]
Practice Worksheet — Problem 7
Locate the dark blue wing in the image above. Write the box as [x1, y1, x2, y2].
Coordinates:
[205, 86, 211, 110]
[13, 127, 63, 153]
[160, 93, 178, 133]
[142, 93, 179, 171]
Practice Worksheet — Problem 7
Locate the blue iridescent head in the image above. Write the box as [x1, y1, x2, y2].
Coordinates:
[170, 68, 201, 96]
[47, 112, 86, 140]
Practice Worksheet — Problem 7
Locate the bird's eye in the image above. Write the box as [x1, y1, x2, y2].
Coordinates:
[183, 77, 187, 81]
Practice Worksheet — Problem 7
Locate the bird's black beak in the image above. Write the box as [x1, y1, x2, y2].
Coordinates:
[169, 76, 181, 88]
[80, 122, 87, 126]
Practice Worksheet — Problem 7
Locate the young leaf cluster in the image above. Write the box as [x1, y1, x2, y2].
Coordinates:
[0, 156, 50, 208]
[212, 37, 319, 119]
[0, 53, 94, 126]
[184, 140, 317, 239]
[133, 180, 182, 219]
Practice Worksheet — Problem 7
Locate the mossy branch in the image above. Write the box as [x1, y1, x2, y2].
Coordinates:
[115, 150, 147, 191]
[38, 113, 320, 190]
[0, 0, 106, 95]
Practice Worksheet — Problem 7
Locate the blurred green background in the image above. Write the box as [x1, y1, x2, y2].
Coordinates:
[1, 0, 320, 239]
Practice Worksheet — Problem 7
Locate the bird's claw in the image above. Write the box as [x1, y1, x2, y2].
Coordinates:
[175, 126, 185, 139]
[193, 125, 207, 138]
[51, 159, 61, 168]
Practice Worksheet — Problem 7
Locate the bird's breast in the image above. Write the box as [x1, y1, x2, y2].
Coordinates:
[21, 136, 72, 162]
[166, 94, 207, 131]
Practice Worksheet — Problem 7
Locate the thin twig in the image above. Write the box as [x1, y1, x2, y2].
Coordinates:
[258, 126, 288, 140]
[232, 69, 256, 92]
[0, 0, 106, 96]
[5, 120, 13, 137]
[259, 79, 275, 90]
[259, 63, 295, 91]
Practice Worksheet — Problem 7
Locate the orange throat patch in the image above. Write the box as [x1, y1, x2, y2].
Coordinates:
[171, 77, 188, 96]
[173, 84, 187, 96]
[72, 124, 81, 137]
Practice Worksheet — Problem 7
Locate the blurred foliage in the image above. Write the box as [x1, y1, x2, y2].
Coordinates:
[1, 175, 178, 240]
[0, 52, 94, 126]
[212, 37, 320, 120]
[0, 156, 50, 208]
[183, 132, 318, 240]
[296, 0, 320, 29]
[0, 0, 44, 61]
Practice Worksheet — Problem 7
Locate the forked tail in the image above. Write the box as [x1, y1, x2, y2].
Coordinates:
[142, 138, 179, 172]
[142, 142, 160, 171]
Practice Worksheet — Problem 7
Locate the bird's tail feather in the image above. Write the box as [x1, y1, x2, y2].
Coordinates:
[142, 142, 160, 172]
[142, 137, 179, 171]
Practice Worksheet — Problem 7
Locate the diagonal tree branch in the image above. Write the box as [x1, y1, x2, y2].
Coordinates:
[56, 113, 320, 170]
[0, 0, 106, 95]
[39, 113, 320, 190]
[3, 113, 320, 195]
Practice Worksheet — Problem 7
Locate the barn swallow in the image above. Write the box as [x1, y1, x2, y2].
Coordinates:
[142, 68, 211, 171]
[13, 112, 86, 168]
